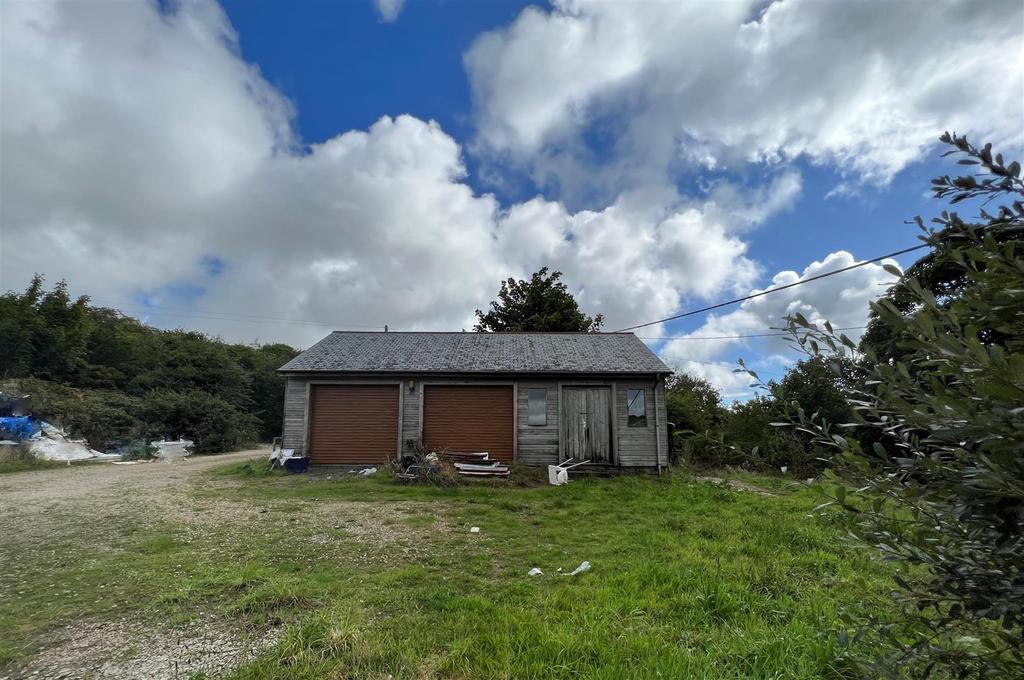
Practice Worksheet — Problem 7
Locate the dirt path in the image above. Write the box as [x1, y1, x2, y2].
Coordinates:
[0, 449, 449, 679]
[0, 449, 265, 513]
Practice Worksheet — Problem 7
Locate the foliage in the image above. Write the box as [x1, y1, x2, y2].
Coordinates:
[474, 267, 604, 332]
[861, 133, 1024, 363]
[141, 389, 259, 453]
[666, 373, 724, 434]
[0, 277, 299, 451]
[669, 359, 853, 475]
[764, 134, 1024, 678]
[720, 396, 812, 472]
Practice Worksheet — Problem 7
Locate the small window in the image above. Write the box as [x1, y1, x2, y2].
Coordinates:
[528, 388, 547, 426]
[627, 388, 647, 427]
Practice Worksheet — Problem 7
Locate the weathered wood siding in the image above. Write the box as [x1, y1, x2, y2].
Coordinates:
[280, 373, 667, 469]
[282, 376, 308, 450]
[401, 382, 420, 452]
[614, 380, 666, 467]
[516, 380, 559, 465]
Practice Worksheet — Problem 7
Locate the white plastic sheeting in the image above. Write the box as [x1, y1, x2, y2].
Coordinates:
[152, 439, 193, 463]
[29, 426, 118, 462]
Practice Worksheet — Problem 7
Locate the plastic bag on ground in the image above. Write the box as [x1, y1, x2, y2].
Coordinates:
[566, 561, 591, 576]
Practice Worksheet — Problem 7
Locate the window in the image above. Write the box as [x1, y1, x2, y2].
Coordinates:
[627, 388, 647, 427]
[528, 388, 547, 426]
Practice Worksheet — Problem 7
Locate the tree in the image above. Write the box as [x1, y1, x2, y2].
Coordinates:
[771, 355, 856, 429]
[474, 267, 604, 332]
[768, 134, 1023, 678]
[666, 373, 724, 434]
[861, 133, 1024, 362]
[0, 276, 300, 450]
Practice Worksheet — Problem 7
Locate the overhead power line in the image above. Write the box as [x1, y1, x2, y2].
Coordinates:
[613, 244, 927, 333]
[637, 325, 866, 341]
[88, 297, 386, 330]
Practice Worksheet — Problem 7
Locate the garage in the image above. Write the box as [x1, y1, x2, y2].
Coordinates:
[422, 385, 514, 463]
[307, 385, 399, 464]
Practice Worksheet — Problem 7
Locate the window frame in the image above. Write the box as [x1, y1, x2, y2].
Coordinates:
[527, 387, 547, 426]
[626, 387, 647, 428]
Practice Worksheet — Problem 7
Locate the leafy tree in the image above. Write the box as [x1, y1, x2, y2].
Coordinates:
[666, 373, 725, 434]
[474, 267, 604, 332]
[862, 133, 1024, 362]
[0, 276, 300, 451]
[767, 134, 1023, 678]
[720, 396, 809, 472]
[771, 355, 856, 429]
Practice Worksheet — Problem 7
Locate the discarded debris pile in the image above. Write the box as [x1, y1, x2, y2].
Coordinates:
[0, 390, 120, 463]
[437, 451, 510, 478]
[26, 423, 118, 463]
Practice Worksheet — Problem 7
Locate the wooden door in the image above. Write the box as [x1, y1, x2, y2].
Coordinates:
[562, 387, 612, 463]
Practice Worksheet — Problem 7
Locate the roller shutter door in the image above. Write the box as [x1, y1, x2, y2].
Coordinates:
[423, 385, 514, 463]
[308, 385, 399, 464]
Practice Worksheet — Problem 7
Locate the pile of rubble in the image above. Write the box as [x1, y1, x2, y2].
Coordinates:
[438, 451, 510, 478]
[0, 391, 193, 464]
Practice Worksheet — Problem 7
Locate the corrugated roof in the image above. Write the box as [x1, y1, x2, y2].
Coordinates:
[279, 332, 671, 374]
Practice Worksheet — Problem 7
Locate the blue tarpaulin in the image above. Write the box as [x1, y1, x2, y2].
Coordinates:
[0, 416, 38, 441]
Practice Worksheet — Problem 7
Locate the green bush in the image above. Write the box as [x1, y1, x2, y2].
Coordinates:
[140, 388, 258, 453]
[1, 378, 145, 449]
[767, 134, 1024, 677]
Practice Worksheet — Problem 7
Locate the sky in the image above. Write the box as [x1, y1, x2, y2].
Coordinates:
[1, 0, 1022, 399]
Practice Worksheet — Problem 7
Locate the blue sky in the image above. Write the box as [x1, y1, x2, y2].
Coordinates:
[2, 0, 1021, 397]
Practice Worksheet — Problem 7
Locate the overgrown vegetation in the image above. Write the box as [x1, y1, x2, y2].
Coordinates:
[757, 134, 1024, 678]
[667, 357, 853, 476]
[0, 278, 298, 452]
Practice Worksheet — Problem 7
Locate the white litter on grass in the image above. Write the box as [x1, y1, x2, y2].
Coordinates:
[527, 567, 543, 576]
[348, 466, 378, 476]
[469, 526, 480, 534]
[565, 561, 591, 576]
[152, 439, 193, 463]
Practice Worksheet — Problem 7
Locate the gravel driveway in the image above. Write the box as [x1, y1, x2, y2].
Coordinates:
[0, 450, 270, 680]
[0, 449, 266, 513]
[0, 449, 446, 679]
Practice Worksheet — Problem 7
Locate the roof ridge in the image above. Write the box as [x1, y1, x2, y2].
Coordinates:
[328, 330, 635, 335]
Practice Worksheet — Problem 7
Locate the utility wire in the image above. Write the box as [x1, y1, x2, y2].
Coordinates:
[613, 244, 926, 332]
[89, 297, 386, 330]
[637, 325, 866, 341]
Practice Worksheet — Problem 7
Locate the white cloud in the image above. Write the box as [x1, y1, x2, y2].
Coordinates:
[0, 0, 792, 348]
[659, 251, 900, 397]
[465, 0, 1024, 195]
[374, 0, 405, 23]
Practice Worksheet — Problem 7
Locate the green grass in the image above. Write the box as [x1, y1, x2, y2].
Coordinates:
[0, 465, 896, 678]
[0, 444, 65, 474]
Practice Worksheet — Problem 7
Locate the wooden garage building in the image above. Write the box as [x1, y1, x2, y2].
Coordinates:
[278, 332, 672, 471]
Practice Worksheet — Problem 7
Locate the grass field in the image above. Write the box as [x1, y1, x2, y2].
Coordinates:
[1, 462, 896, 678]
